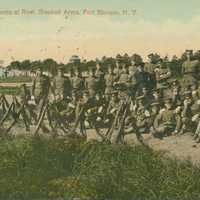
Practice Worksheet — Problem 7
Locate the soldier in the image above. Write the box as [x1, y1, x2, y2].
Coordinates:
[136, 86, 154, 107]
[191, 82, 199, 101]
[53, 67, 65, 100]
[32, 70, 53, 104]
[144, 53, 157, 89]
[145, 53, 158, 75]
[129, 60, 137, 76]
[149, 101, 161, 128]
[134, 63, 151, 94]
[32, 71, 53, 133]
[114, 61, 123, 80]
[182, 50, 200, 88]
[117, 64, 130, 87]
[95, 62, 105, 94]
[104, 91, 120, 126]
[72, 68, 85, 98]
[85, 67, 97, 97]
[169, 79, 182, 106]
[154, 59, 172, 91]
[31, 68, 42, 104]
[104, 64, 117, 100]
[180, 91, 194, 134]
[181, 90, 200, 139]
[151, 98, 181, 138]
[63, 76, 73, 99]
[134, 96, 151, 134]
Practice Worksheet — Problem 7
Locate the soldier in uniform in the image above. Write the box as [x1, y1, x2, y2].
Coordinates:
[53, 67, 65, 100]
[144, 53, 157, 89]
[134, 63, 151, 95]
[104, 91, 120, 126]
[181, 90, 200, 138]
[118, 64, 130, 87]
[104, 64, 117, 100]
[169, 79, 182, 106]
[63, 75, 73, 99]
[95, 62, 105, 95]
[149, 101, 161, 129]
[85, 67, 97, 97]
[72, 68, 85, 100]
[182, 50, 200, 88]
[154, 59, 172, 92]
[114, 61, 123, 80]
[134, 96, 151, 134]
[32, 71, 53, 133]
[151, 98, 181, 138]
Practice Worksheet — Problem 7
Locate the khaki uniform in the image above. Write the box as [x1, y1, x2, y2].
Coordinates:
[182, 60, 200, 87]
[53, 75, 65, 97]
[152, 108, 181, 137]
[86, 76, 97, 97]
[155, 66, 171, 89]
[104, 73, 117, 96]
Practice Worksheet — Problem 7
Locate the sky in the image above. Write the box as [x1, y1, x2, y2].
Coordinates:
[0, 0, 200, 65]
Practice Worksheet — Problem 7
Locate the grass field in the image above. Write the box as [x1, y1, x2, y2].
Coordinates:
[0, 87, 20, 95]
[0, 76, 32, 83]
[0, 135, 200, 200]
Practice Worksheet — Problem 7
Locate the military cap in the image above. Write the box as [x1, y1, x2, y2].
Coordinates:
[185, 49, 193, 54]
[183, 90, 192, 97]
[148, 53, 154, 58]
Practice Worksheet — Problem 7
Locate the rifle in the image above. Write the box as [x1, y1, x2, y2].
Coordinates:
[105, 100, 124, 141]
[34, 102, 48, 135]
[5, 102, 26, 134]
[115, 97, 131, 144]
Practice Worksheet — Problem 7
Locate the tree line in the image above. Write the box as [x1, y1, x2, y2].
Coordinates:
[7, 50, 200, 77]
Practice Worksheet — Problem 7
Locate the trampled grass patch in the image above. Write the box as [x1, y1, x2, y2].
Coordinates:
[0, 135, 199, 200]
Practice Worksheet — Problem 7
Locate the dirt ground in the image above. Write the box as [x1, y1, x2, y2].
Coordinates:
[0, 82, 32, 87]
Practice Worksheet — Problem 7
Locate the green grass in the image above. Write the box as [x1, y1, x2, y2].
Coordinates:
[0, 76, 32, 83]
[0, 87, 20, 95]
[0, 135, 199, 200]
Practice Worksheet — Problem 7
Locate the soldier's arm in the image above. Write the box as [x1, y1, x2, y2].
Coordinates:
[50, 78, 56, 97]
[154, 113, 162, 128]
[182, 63, 185, 74]
[175, 115, 182, 132]
[181, 103, 189, 117]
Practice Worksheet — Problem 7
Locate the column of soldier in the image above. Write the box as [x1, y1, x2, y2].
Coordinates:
[2, 50, 200, 143]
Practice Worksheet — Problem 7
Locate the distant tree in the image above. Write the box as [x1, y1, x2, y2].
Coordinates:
[7, 61, 21, 70]
[42, 59, 58, 76]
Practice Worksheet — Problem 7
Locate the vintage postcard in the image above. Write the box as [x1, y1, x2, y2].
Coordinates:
[0, 0, 200, 199]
